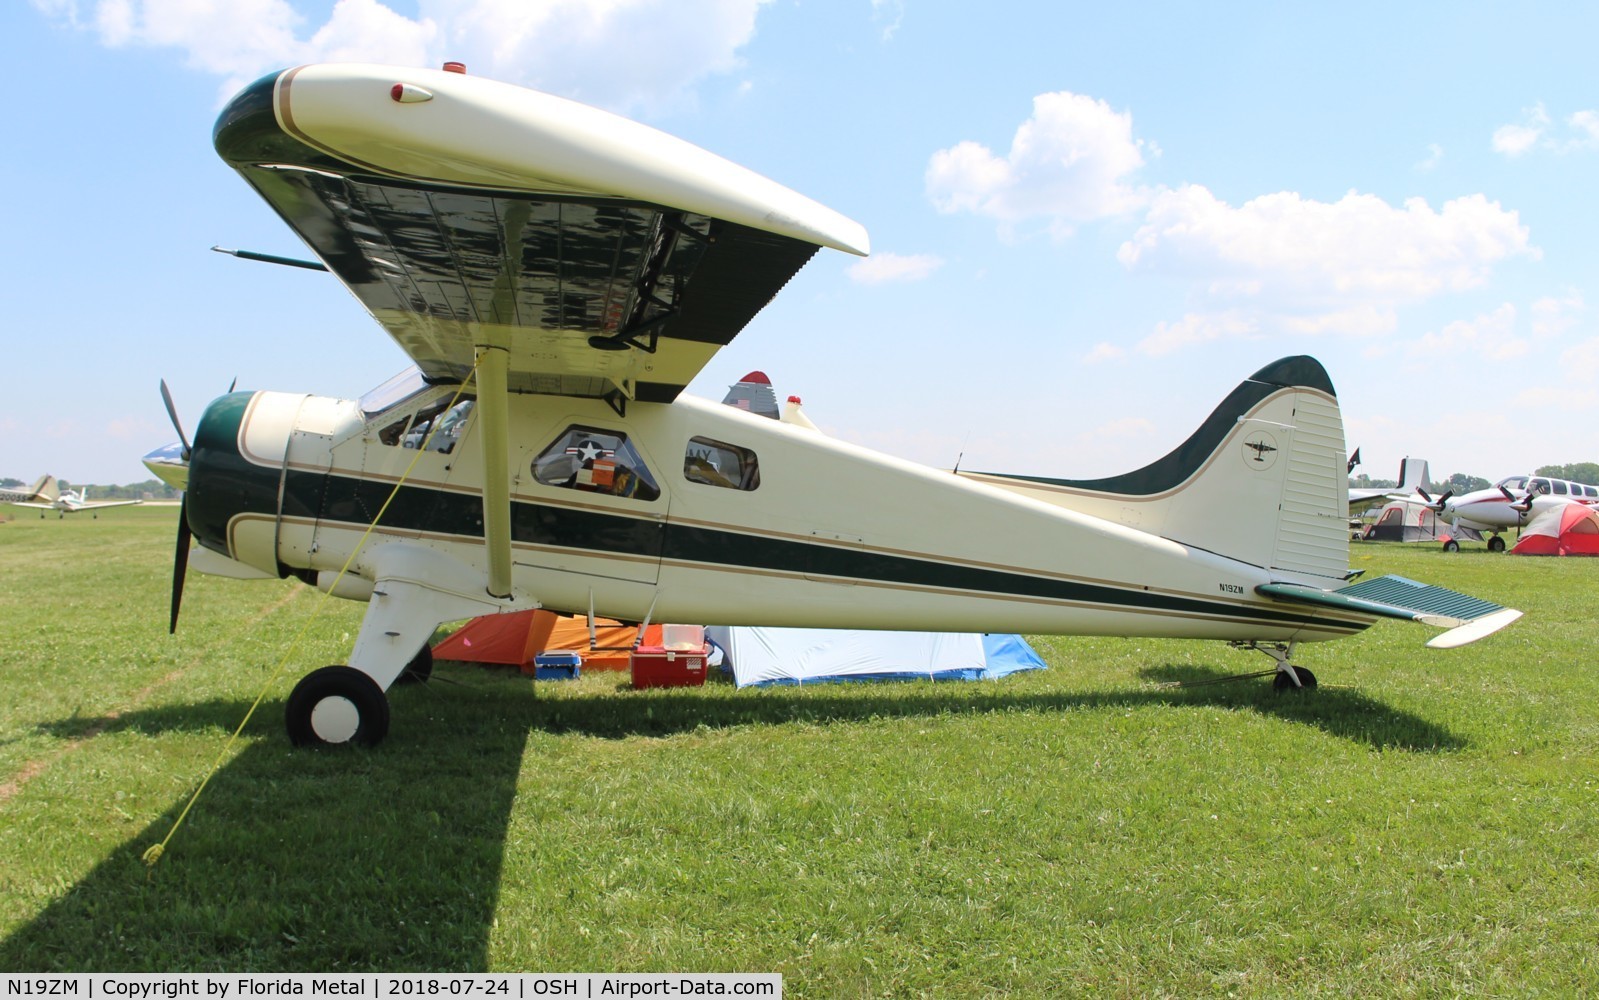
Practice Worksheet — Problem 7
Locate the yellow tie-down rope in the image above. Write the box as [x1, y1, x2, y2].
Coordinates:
[144, 365, 482, 870]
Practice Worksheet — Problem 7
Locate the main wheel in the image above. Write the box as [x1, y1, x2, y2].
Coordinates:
[1487, 535, 1506, 553]
[1443, 539, 1460, 552]
[286, 666, 391, 748]
[1273, 667, 1318, 691]
[395, 643, 433, 685]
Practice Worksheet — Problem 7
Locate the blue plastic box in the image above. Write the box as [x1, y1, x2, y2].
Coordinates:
[533, 650, 581, 680]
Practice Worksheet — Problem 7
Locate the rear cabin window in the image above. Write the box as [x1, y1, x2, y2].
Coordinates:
[1553, 480, 1569, 495]
[377, 396, 475, 453]
[684, 437, 760, 491]
[532, 426, 660, 501]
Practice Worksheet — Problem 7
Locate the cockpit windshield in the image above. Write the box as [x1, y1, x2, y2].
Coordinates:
[359, 367, 430, 417]
[1495, 476, 1528, 491]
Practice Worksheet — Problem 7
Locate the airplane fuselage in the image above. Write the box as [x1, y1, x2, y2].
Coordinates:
[182, 380, 1370, 649]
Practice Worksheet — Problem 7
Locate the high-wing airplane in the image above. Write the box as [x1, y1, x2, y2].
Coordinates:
[1419, 474, 1599, 551]
[144, 62, 1520, 748]
[11, 480, 143, 518]
[0, 475, 59, 505]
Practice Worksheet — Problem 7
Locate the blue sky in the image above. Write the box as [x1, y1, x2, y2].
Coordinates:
[6, 1, 1596, 487]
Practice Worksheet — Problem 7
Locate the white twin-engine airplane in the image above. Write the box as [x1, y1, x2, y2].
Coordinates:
[1419, 474, 1599, 551]
[144, 62, 1520, 748]
[6, 475, 143, 518]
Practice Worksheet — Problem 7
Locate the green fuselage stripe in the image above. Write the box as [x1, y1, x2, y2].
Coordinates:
[277, 470, 1361, 633]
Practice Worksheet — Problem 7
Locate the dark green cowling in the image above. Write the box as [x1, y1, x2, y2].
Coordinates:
[185, 392, 282, 563]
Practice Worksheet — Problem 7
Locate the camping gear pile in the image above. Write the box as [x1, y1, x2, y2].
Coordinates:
[432, 612, 1047, 688]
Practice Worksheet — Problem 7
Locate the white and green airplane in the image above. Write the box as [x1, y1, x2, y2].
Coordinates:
[145, 62, 1519, 748]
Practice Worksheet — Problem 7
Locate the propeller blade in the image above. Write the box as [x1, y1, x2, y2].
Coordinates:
[160, 380, 193, 459]
[169, 495, 191, 634]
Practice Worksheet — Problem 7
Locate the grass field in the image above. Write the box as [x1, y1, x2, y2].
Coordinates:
[1, 504, 1595, 993]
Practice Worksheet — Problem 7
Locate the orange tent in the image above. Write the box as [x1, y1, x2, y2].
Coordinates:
[432, 610, 662, 672]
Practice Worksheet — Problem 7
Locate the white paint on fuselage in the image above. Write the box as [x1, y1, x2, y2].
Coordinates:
[226, 384, 1366, 645]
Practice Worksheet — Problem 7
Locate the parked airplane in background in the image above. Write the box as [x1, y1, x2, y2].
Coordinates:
[0, 475, 59, 505]
[1347, 457, 1431, 518]
[145, 62, 1519, 748]
[1420, 474, 1599, 551]
[12, 483, 144, 518]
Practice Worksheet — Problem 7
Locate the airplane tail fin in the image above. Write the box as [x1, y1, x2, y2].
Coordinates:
[966, 357, 1350, 585]
[1395, 457, 1430, 495]
[37, 475, 60, 502]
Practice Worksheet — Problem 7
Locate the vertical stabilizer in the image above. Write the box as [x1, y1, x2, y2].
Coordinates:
[960, 357, 1350, 585]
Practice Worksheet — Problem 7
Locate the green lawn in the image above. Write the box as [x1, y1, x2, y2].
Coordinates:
[1, 505, 1595, 994]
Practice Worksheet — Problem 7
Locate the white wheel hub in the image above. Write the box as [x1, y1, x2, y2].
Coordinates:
[310, 695, 360, 743]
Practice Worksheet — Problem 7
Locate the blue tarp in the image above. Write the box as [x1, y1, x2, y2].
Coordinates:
[708, 626, 1048, 688]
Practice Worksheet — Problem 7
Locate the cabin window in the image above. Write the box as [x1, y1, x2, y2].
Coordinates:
[377, 396, 476, 453]
[1585, 486, 1597, 498]
[532, 426, 661, 501]
[1552, 480, 1569, 495]
[684, 437, 760, 491]
[1530, 478, 1551, 495]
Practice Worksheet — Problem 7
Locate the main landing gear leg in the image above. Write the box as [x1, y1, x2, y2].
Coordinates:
[284, 576, 511, 748]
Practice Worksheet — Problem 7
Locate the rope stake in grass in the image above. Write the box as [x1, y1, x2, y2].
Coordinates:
[143, 369, 480, 869]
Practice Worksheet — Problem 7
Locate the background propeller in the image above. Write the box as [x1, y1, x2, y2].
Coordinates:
[1416, 488, 1452, 514]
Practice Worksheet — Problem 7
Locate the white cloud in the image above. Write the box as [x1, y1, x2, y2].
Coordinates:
[1082, 342, 1125, 364]
[847, 252, 944, 285]
[1116, 186, 1536, 349]
[1530, 290, 1586, 340]
[1491, 103, 1599, 156]
[1492, 103, 1549, 156]
[30, 0, 772, 113]
[1135, 310, 1260, 358]
[1411, 303, 1525, 361]
[1567, 109, 1599, 149]
[926, 91, 1153, 237]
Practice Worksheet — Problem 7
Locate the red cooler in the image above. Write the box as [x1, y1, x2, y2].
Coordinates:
[630, 644, 710, 689]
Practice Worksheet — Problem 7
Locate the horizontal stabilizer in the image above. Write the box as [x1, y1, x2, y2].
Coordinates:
[1258, 575, 1520, 647]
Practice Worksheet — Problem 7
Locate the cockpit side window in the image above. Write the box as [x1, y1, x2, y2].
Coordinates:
[1530, 478, 1551, 494]
[377, 396, 476, 453]
[532, 426, 661, 502]
[684, 437, 760, 491]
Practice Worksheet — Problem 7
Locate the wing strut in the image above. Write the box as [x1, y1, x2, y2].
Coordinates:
[476, 346, 514, 599]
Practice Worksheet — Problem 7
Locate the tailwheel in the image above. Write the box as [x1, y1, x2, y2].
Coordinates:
[1272, 666, 1317, 691]
[395, 643, 433, 685]
[286, 666, 390, 748]
[1487, 535, 1506, 553]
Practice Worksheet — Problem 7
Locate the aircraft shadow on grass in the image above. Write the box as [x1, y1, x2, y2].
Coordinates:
[2, 667, 1462, 970]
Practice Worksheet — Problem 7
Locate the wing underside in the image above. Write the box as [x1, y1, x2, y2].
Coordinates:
[214, 65, 855, 406]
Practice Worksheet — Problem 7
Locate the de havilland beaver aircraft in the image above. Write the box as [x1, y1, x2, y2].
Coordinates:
[144, 62, 1521, 748]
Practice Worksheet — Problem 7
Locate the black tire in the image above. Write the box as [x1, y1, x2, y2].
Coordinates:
[1443, 539, 1460, 553]
[286, 666, 390, 748]
[1273, 667, 1318, 691]
[395, 643, 434, 685]
[1487, 535, 1506, 553]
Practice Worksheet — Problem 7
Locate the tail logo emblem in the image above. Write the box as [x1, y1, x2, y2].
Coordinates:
[1242, 431, 1279, 470]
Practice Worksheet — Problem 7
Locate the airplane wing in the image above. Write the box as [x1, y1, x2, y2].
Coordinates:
[213, 63, 869, 411]
[9, 502, 55, 510]
[77, 500, 145, 511]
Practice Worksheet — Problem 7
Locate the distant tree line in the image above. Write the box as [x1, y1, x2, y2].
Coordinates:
[1350, 465, 1599, 494]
